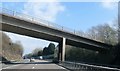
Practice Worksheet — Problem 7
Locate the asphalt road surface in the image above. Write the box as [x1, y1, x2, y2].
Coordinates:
[1, 60, 69, 71]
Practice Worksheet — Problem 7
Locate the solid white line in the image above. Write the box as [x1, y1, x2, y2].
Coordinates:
[60, 67, 66, 69]
[57, 65, 66, 69]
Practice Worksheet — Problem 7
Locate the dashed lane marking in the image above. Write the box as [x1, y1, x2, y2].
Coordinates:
[32, 67, 35, 69]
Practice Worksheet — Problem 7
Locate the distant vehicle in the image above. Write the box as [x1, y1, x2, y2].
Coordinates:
[39, 56, 43, 60]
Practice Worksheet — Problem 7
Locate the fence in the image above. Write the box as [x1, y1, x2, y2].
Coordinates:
[0, 7, 78, 35]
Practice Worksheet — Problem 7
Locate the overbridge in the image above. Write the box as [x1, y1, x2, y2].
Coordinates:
[0, 8, 113, 62]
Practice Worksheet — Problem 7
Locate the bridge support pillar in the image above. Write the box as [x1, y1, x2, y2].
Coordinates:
[118, 1, 120, 44]
[58, 37, 66, 62]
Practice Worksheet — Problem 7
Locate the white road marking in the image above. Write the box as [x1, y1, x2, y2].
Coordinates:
[57, 65, 66, 69]
[35, 64, 37, 65]
[60, 67, 66, 69]
[32, 67, 35, 69]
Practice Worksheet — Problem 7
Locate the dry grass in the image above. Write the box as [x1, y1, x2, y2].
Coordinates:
[0, 31, 23, 61]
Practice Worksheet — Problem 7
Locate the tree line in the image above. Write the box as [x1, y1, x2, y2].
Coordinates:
[65, 21, 120, 67]
[24, 43, 55, 59]
[83, 22, 118, 45]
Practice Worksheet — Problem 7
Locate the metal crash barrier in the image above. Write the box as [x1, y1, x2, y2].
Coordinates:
[59, 61, 120, 71]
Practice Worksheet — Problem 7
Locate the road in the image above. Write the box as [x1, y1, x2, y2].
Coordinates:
[1, 60, 69, 71]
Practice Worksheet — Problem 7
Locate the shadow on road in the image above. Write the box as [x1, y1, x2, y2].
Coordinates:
[3, 60, 53, 65]
[12, 62, 53, 64]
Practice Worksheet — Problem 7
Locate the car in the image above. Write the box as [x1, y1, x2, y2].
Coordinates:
[39, 56, 43, 60]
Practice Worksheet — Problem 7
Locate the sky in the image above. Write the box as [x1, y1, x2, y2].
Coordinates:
[1, 0, 118, 55]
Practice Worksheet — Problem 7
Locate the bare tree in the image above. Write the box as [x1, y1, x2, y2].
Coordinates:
[86, 23, 118, 45]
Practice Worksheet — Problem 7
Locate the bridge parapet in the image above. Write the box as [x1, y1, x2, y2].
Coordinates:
[0, 7, 74, 34]
[0, 7, 108, 44]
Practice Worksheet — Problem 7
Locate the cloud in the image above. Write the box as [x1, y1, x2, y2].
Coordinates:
[101, 0, 118, 9]
[22, 0, 65, 22]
